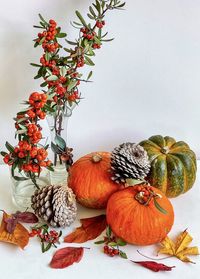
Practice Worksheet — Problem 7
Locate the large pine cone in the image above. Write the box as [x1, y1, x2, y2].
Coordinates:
[31, 185, 77, 228]
[111, 142, 150, 183]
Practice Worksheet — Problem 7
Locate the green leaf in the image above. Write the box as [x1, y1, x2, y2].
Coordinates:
[0, 151, 7, 157]
[95, 0, 101, 13]
[108, 242, 117, 247]
[55, 134, 66, 150]
[75, 10, 88, 27]
[16, 130, 27, 135]
[51, 142, 62, 154]
[84, 56, 95, 66]
[101, 38, 114, 42]
[46, 75, 58, 81]
[45, 52, 51, 62]
[34, 41, 39, 48]
[89, 6, 97, 17]
[46, 68, 52, 75]
[40, 81, 47, 87]
[117, 2, 126, 8]
[64, 48, 72, 53]
[87, 70, 93, 80]
[44, 242, 52, 253]
[18, 123, 27, 130]
[11, 161, 18, 177]
[46, 166, 54, 172]
[60, 67, 67, 77]
[44, 104, 56, 113]
[41, 241, 45, 253]
[65, 39, 78, 46]
[39, 36, 45, 45]
[30, 63, 41, 67]
[33, 25, 44, 29]
[94, 240, 105, 244]
[16, 117, 28, 123]
[154, 198, 168, 215]
[38, 14, 48, 25]
[106, 226, 112, 239]
[5, 142, 14, 153]
[72, 21, 82, 26]
[94, 36, 101, 45]
[13, 176, 29, 181]
[68, 80, 78, 91]
[18, 107, 32, 114]
[116, 238, 127, 246]
[87, 13, 95, 20]
[56, 32, 67, 38]
[119, 250, 128, 259]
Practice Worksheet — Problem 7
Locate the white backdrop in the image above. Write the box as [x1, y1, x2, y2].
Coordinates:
[1, 0, 200, 162]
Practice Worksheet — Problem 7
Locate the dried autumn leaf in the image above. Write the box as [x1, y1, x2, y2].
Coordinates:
[50, 247, 84, 269]
[14, 211, 38, 223]
[64, 214, 107, 243]
[131, 261, 175, 272]
[158, 229, 199, 263]
[0, 212, 29, 249]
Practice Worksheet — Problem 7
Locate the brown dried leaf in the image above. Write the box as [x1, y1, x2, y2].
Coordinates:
[158, 229, 199, 263]
[0, 212, 29, 249]
[64, 214, 107, 243]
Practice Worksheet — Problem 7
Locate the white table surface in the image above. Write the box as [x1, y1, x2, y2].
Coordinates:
[0, 164, 200, 279]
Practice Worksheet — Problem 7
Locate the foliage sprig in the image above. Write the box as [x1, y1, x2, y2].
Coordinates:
[0, 0, 125, 187]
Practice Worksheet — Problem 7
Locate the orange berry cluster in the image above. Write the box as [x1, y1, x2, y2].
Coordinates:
[37, 19, 58, 53]
[15, 142, 50, 173]
[134, 185, 154, 204]
[28, 92, 47, 119]
[81, 27, 101, 50]
[27, 124, 42, 144]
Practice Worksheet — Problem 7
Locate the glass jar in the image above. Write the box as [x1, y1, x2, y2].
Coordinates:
[46, 102, 75, 185]
[11, 168, 50, 210]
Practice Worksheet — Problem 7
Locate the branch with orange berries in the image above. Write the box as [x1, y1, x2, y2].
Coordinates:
[0, 0, 125, 187]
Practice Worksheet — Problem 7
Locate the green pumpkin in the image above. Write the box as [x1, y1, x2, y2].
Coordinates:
[140, 135, 197, 198]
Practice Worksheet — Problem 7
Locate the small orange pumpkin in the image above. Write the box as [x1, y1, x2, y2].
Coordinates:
[106, 185, 174, 245]
[68, 152, 121, 209]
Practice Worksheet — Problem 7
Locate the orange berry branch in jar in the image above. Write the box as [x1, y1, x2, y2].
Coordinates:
[0, 0, 125, 189]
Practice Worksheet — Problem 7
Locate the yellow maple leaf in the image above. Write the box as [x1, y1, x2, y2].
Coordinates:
[158, 229, 199, 263]
[0, 212, 29, 249]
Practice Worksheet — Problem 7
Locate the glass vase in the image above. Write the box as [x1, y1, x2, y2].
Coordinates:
[11, 168, 50, 210]
[46, 103, 75, 186]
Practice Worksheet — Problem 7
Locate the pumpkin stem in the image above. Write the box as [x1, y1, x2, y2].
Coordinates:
[161, 146, 170, 154]
[92, 154, 102, 163]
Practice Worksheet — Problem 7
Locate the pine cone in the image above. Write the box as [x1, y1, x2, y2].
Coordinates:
[31, 185, 77, 228]
[110, 142, 150, 183]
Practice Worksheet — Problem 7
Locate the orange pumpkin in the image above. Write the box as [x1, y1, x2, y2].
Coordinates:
[68, 152, 121, 209]
[106, 185, 174, 245]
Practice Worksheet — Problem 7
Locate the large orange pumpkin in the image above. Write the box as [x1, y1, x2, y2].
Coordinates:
[68, 152, 121, 209]
[106, 185, 174, 245]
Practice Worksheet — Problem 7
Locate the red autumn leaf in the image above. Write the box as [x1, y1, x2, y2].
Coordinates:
[50, 247, 84, 269]
[64, 214, 107, 243]
[131, 261, 175, 272]
[14, 211, 38, 223]
[4, 215, 19, 234]
[3, 211, 38, 234]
